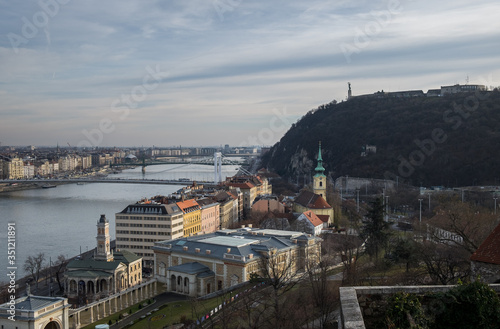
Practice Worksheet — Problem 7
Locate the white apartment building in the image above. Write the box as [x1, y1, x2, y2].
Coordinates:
[115, 202, 184, 267]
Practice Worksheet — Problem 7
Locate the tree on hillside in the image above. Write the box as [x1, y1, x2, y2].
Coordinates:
[360, 197, 391, 261]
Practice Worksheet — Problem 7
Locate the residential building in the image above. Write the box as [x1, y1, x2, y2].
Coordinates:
[177, 199, 202, 237]
[153, 228, 322, 297]
[295, 211, 324, 236]
[198, 198, 221, 234]
[1, 157, 24, 179]
[23, 162, 35, 178]
[251, 196, 285, 214]
[225, 175, 272, 214]
[115, 202, 184, 265]
[213, 190, 239, 229]
[226, 181, 257, 211]
[35, 160, 50, 177]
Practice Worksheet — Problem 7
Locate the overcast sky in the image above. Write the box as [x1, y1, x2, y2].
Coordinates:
[1, 0, 499, 148]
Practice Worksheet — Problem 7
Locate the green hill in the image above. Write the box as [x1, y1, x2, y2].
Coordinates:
[261, 90, 500, 187]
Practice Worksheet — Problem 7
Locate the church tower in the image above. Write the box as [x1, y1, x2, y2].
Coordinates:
[313, 141, 327, 198]
[95, 214, 113, 262]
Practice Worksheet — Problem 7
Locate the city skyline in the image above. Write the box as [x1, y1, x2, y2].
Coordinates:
[1, 0, 500, 147]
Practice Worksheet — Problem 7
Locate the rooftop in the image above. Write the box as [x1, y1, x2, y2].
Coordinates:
[0, 295, 66, 311]
[471, 222, 500, 265]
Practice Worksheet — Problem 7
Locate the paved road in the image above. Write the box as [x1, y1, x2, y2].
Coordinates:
[111, 292, 187, 329]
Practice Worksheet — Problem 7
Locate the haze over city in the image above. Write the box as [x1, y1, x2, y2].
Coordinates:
[1, 0, 499, 147]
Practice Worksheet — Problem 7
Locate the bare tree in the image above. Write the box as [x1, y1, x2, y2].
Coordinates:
[24, 252, 45, 291]
[426, 201, 497, 254]
[304, 255, 340, 329]
[257, 248, 304, 329]
[53, 254, 67, 293]
[417, 241, 471, 285]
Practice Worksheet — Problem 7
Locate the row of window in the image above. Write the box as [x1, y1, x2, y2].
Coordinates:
[117, 244, 156, 250]
[117, 230, 182, 236]
[116, 215, 180, 221]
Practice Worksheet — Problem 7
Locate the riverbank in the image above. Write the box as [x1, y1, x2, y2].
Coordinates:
[0, 167, 120, 194]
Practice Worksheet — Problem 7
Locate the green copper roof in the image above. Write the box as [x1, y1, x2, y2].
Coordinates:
[314, 141, 326, 175]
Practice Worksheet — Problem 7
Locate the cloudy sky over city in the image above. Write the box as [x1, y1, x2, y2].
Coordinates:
[1, 0, 499, 148]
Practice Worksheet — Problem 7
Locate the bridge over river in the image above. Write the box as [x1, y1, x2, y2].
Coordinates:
[1, 178, 213, 186]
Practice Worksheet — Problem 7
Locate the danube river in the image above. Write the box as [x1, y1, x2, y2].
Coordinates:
[0, 163, 240, 281]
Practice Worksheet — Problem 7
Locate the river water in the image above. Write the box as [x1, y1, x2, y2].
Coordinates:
[0, 163, 240, 281]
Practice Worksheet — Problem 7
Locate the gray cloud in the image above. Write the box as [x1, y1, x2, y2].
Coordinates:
[1, 0, 499, 146]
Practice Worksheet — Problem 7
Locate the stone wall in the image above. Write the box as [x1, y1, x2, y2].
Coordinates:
[339, 284, 500, 329]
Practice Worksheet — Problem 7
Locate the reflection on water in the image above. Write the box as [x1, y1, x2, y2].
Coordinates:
[0, 164, 239, 279]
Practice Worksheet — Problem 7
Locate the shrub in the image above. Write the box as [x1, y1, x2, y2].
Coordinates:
[385, 292, 427, 328]
[431, 280, 500, 329]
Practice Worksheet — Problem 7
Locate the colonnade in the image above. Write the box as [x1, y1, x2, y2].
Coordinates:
[69, 279, 157, 329]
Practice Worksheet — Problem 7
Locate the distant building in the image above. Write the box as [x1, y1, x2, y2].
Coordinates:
[153, 228, 322, 297]
[0, 295, 70, 329]
[348, 83, 487, 99]
[440, 84, 486, 95]
[1, 156, 24, 179]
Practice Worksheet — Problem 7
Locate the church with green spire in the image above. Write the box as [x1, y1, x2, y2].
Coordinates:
[292, 141, 334, 227]
[313, 141, 326, 198]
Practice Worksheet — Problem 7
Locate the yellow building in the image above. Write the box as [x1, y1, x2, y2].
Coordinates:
[177, 199, 202, 237]
[2, 157, 24, 179]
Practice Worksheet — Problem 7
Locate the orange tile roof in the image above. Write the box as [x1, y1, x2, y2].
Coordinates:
[303, 211, 323, 227]
[471, 222, 500, 265]
[176, 199, 200, 212]
[226, 182, 255, 189]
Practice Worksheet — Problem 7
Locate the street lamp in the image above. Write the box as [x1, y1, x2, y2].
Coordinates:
[418, 199, 423, 223]
[356, 188, 360, 213]
[385, 195, 389, 221]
